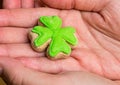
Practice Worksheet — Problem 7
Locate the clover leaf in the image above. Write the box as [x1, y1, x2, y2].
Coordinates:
[32, 16, 77, 57]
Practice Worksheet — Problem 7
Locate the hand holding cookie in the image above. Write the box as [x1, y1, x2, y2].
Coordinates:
[0, 0, 120, 80]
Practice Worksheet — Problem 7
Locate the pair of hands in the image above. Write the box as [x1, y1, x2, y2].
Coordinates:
[0, 0, 120, 85]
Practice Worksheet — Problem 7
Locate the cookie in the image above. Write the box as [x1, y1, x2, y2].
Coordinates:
[29, 16, 77, 60]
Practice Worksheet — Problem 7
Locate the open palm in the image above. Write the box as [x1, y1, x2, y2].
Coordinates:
[0, 0, 120, 80]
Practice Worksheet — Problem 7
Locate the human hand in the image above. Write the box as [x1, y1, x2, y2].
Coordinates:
[0, 0, 120, 80]
[0, 57, 118, 85]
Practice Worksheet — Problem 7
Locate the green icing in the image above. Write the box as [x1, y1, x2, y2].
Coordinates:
[32, 26, 53, 47]
[48, 36, 71, 57]
[32, 16, 77, 57]
[40, 16, 62, 30]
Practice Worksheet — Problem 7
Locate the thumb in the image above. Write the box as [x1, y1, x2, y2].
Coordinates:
[0, 57, 55, 85]
[40, 0, 110, 11]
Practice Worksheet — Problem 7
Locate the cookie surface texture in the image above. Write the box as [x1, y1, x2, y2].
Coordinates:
[29, 16, 77, 60]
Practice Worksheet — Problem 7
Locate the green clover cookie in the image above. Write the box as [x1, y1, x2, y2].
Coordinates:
[29, 16, 77, 59]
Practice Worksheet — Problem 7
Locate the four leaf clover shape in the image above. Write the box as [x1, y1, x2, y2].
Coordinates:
[31, 16, 77, 58]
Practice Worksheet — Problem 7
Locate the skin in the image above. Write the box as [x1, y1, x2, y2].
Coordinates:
[2, 0, 34, 8]
[0, 57, 118, 85]
[0, 0, 120, 84]
[2, 0, 47, 8]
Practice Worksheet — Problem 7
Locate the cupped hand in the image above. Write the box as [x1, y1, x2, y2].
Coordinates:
[0, 57, 118, 85]
[0, 0, 120, 80]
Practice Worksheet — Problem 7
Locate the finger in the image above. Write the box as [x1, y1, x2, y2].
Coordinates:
[3, 0, 21, 9]
[0, 57, 54, 85]
[0, 27, 29, 43]
[0, 8, 60, 27]
[41, 0, 110, 11]
[22, 0, 34, 8]
[17, 57, 84, 73]
[0, 44, 44, 58]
